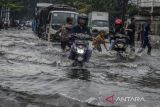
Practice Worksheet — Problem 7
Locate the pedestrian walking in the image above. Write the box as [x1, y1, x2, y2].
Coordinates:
[138, 20, 152, 55]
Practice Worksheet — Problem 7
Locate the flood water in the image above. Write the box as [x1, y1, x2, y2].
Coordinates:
[0, 29, 160, 107]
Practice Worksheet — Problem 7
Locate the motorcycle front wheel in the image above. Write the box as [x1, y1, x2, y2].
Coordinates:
[72, 61, 83, 67]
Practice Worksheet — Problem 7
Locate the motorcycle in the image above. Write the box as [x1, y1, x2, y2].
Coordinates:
[69, 33, 91, 67]
[113, 33, 129, 59]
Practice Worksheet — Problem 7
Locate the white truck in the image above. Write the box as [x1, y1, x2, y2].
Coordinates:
[88, 11, 109, 35]
[35, 3, 53, 16]
[46, 9, 78, 41]
[36, 4, 78, 42]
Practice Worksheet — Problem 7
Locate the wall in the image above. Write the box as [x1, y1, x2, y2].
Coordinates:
[134, 15, 160, 36]
[139, 0, 160, 7]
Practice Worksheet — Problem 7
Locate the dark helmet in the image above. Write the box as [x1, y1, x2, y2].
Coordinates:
[77, 14, 88, 26]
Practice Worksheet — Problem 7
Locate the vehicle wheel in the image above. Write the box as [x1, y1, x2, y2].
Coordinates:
[72, 61, 83, 67]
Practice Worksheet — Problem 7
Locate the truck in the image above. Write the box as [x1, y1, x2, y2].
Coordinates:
[35, 3, 53, 15]
[32, 3, 53, 33]
[35, 4, 78, 42]
[88, 11, 109, 36]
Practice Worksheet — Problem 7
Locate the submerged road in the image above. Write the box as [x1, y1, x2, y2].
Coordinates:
[0, 29, 160, 107]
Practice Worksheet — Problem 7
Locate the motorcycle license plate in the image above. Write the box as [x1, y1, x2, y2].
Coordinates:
[117, 44, 124, 48]
[77, 56, 84, 61]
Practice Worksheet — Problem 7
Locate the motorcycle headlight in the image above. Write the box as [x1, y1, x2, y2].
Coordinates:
[77, 48, 85, 54]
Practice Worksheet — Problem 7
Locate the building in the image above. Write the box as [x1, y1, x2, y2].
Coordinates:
[0, 7, 10, 25]
[130, 0, 160, 35]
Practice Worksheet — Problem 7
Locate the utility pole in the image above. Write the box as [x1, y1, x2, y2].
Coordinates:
[151, 0, 154, 21]
[137, 0, 140, 15]
[120, 0, 129, 21]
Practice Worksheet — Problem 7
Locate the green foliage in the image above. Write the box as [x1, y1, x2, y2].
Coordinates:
[1, 0, 137, 20]
[73, 1, 92, 13]
[53, 0, 130, 19]
[127, 4, 139, 17]
[0, 0, 23, 11]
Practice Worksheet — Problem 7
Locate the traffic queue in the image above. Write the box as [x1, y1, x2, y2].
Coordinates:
[32, 3, 152, 67]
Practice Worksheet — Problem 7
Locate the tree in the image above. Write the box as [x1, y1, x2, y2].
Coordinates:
[0, 0, 24, 20]
[0, 0, 23, 10]
[1, 0, 132, 20]
[127, 4, 139, 17]
[51, 0, 130, 25]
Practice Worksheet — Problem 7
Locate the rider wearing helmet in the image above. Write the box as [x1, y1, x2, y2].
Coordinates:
[109, 19, 125, 50]
[114, 19, 125, 34]
[69, 14, 92, 62]
[72, 14, 91, 35]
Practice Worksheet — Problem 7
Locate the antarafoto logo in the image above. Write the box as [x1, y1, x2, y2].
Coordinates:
[105, 94, 146, 104]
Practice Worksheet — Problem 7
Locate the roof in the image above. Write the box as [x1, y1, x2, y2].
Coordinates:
[139, 7, 160, 16]
[48, 4, 78, 12]
[140, 0, 160, 7]
[50, 11, 78, 14]
[37, 3, 53, 8]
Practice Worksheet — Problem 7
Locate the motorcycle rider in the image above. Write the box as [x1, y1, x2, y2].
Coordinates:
[69, 14, 92, 62]
[109, 19, 125, 50]
[72, 14, 91, 35]
[114, 19, 125, 34]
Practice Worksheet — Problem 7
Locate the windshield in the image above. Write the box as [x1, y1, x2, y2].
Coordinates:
[92, 20, 109, 27]
[52, 12, 78, 25]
